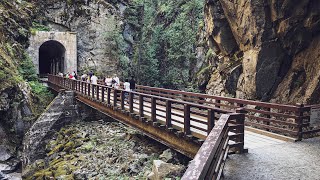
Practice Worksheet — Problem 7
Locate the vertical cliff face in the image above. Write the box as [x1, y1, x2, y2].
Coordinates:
[36, 0, 139, 76]
[200, 0, 320, 104]
[0, 0, 37, 169]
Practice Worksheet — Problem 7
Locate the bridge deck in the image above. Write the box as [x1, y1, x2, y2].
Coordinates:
[224, 137, 320, 180]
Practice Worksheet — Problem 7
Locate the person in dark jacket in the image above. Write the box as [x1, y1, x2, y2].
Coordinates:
[129, 76, 136, 91]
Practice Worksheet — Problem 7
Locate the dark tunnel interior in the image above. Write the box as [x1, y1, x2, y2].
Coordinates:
[39, 40, 66, 76]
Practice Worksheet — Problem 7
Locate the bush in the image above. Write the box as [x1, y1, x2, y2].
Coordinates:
[18, 53, 38, 81]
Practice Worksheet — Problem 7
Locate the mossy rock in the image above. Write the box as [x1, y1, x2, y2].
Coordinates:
[63, 141, 75, 152]
[47, 143, 64, 156]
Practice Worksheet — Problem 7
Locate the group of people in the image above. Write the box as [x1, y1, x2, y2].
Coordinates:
[58, 71, 136, 92]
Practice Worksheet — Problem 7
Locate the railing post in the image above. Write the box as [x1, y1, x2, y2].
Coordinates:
[129, 92, 134, 113]
[78, 81, 80, 92]
[207, 109, 215, 135]
[84, 83, 87, 95]
[215, 99, 221, 111]
[92, 84, 95, 99]
[81, 82, 84, 94]
[166, 100, 172, 128]
[235, 108, 246, 153]
[120, 90, 125, 110]
[295, 103, 304, 141]
[107, 88, 111, 105]
[96, 85, 100, 100]
[151, 97, 156, 122]
[184, 104, 191, 135]
[88, 84, 91, 97]
[113, 89, 117, 107]
[139, 95, 144, 118]
[101, 87, 105, 102]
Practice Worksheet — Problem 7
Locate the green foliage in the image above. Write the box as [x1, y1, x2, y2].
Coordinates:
[128, 0, 204, 89]
[18, 53, 38, 81]
[30, 22, 50, 34]
[28, 81, 54, 115]
[104, 26, 131, 80]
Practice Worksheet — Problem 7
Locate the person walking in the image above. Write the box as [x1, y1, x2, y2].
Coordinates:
[91, 73, 98, 85]
[105, 75, 112, 87]
[129, 76, 136, 91]
[81, 73, 87, 81]
[113, 74, 120, 89]
[123, 79, 130, 104]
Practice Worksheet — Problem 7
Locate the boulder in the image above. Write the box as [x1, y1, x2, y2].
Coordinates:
[0, 145, 12, 162]
[148, 160, 184, 180]
[159, 149, 174, 163]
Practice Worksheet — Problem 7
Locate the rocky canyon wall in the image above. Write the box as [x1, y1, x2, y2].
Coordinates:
[198, 0, 320, 104]
[36, 0, 140, 76]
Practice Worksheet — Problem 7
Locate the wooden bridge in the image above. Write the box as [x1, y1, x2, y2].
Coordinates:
[47, 75, 320, 180]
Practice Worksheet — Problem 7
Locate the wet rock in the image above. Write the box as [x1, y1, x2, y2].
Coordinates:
[148, 160, 184, 180]
[159, 149, 174, 163]
[0, 145, 12, 162]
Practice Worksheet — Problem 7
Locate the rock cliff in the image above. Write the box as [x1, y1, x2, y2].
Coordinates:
[199, 0, 320, 104]
[35, 0, 140, 76]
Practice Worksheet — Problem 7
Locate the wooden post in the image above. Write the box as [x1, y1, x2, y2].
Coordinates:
[84, 83, 86, 95]
[78, 81, 81, 92]
[113, 89, 117, 107]
[101, 87, 105, 102]
[107, 88, 111, 105]
[151, 97, 156, 122]
[88, 84, 91, 97]
[120, 91, 125, 110]
[215, 99, 221, 108]
[235, 108, 246, 153]
[166, 100, 172, 128]
[184, 104, 191, 135]
[92, 84, 95, 99]
[207, 109, 215, 135]
[139, 95, 144, 118]
[96, 85, 100, 100]
[129, 92, 134, 113]
[265, 107, 271, 131]
[295, 103, 304, 141]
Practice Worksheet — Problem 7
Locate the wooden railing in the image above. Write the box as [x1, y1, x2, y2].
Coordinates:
[47, 75, 245, 153]
[182, 113, 245, 180]
[135, 85, 315, 140]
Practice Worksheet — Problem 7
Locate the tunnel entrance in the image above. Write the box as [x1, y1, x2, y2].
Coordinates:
[39, 40, 66, 76]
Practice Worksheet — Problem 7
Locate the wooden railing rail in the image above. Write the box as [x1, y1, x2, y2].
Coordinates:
[134, 84, 314, 140]
[48, 75, 246, 143]
[182, 112, 245, 180]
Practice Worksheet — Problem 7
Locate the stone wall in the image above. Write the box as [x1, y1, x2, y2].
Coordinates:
[27, 31, 77, 74]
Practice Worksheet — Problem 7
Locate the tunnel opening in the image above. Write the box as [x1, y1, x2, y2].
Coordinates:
[39, 40, 66, 76]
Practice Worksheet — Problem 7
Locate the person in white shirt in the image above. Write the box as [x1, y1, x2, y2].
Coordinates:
[81, 74, 88, 81]
[123, 79, 130, 91]
[91, 73, 98, 85]
[105, 76, 112, 87]
[113, 74, 120, 89]
[123, 79, 130, 103]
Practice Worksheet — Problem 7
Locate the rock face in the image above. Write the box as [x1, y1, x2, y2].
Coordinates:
[37, 0, 139, 76]
[199, 0, 320, 104]
[23, 91, 78, 167]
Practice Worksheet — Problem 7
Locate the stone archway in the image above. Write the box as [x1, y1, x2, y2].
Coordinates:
[28, 31, 77, 75]
[39, 40, 66, 75]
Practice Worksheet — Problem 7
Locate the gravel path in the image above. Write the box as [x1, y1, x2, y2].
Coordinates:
[224, 137, 320, 180]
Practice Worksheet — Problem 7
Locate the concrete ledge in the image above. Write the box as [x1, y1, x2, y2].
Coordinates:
[245, 126, 297, 142]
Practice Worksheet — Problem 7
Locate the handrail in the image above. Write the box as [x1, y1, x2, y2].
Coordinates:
[48, 75, 245, 142]
[134, 84, 313, 140]
[135, 85, 300, 110]
[182, 113, 245, 180]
